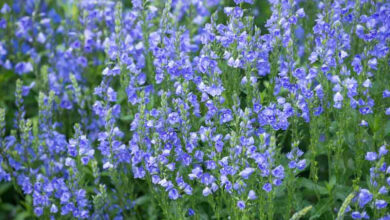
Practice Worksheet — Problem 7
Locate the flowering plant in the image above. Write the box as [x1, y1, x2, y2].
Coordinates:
[0, 0, 390, 219]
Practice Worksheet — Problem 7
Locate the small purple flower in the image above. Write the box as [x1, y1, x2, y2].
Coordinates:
[263, 183, 272, 192]
[379, 145, 388, 156]
[360, 120, 368, 127]
[379, 214, 390, 220]
[159, 179, 173, 190]
[110, 66, 121, 76]
[34, 207, 43, 217]
[365, 152, 377, 161]
[237, 200, 245, 210]
[206, 160, 216, 170]
[288, 161, 297, 169]
[81, 157, 90, 165]
[297, 159, 306, 170]
[296, 8, 305, 18]
[375, 200, 387, 209]
[352, 56, 362, 74]
[107, 87, 117, 102]
[207, 84, 224, 97]
[168, 188, 179, 200]
[293, 68, 306, 79]
[386, 108, 390, 115]
[3, 60, 12, 70]
[358, 189, 372, 208]
[379, 186, 388, 194]
[65, 158, 75, 167]
[188, 208, 195, 216]
[103, 162, 114, 169]
[168, 112, 180, 125]
[60, 192, 71, 204]
[368, 58, 377, 70]
[37, 32, 46, 43]
[184, 185, 193, 195]
[362, 79, 372, 88]
[203, 187, 212, 196]
[273, 178, 282, 186]
[248, 190, 257, 200]
[21, 82, 35, 96]
[272, 165, 285, 179]
[50, 204, 58, 213]
[383, 90, 390, 98]
[239, 167, 255, 179]
[351, 211, 362, 219]
[15, 62, 33, 75]
[1, 3, 10, 14]
[359, 107, 372, 115]
[60, 95, 73, 110]
[234, 0, 254, 4]
[201, 173, 215, 185]
[333, 92, 343, 109]
[220, 109, 233, 124]
[152, 175, 160, 184]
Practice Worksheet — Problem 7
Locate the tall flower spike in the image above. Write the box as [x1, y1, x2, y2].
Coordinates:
[0, 108, 5, 138]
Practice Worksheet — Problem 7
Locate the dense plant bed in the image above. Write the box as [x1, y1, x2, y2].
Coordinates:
[0, 0, 390, 219]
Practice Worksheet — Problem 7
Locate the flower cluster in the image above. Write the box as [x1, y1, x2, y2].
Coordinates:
[0, 0, 389, 219]
[346, 146, 390, 219]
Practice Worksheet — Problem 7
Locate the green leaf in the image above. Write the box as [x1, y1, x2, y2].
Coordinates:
[385, 120, 390, 136]
[309, 198, 333, 220]
[15, 211, 31, 220]
[134, 195, 150, 206]
[0, 203, 17, 211]
[326, 176, 336, 191]
[298, 178, 328, 195]
[0, 183, 11, 195]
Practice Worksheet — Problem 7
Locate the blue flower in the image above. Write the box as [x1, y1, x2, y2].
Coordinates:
[333, 92, 343, 109]
[386, 108, 390, 115]
[15, 62, 33, 75]
[263, 183, 272, 192]
[358, 189, 372, 208]
[296, 8, 305, 18]
[379, 145, 388, 157]
[239, 167, 255, 179]
[207, 84, 224, 97]
[1, 3, 11, 14]
[107, 87, 117, 102]
[168, 112, 180, 125]
[379, 186, 388, 195]
[375, 200, 387, 209]
[352, 56, 362, 74]
[351, 211, 362, 219]
[168, 188, 180, 200]
[237, 200, 245, 210]
[220, 109, 233, 124]
[272, 165, 284, 179]
[365, 152, 377, 161]
[203, 187, 212, 196]
[248, 190, 257, 200]
[297, 160, 306, 170]
[50, 204, 58, 213]
[368, 58, 377, 70]
[60, 192, 71, 203]
[188, 208, 195, 216]
[34, 207, 43, 217]
[383, 90, 390, 98]
[234, 0, 253, 4]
